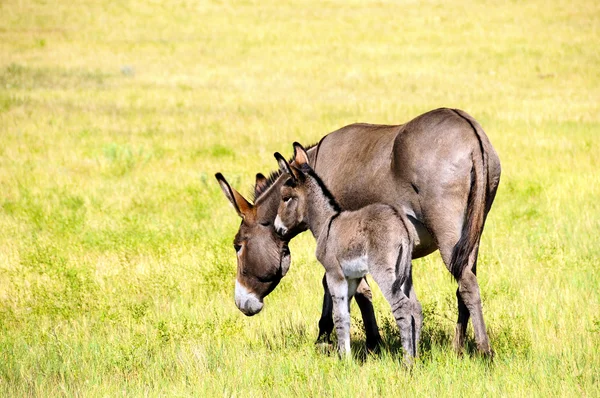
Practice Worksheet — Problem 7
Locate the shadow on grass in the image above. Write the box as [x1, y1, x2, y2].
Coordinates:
[251, 306, 531, 368]
[347, 312, 529, 366]
[346, 315, 455, 364]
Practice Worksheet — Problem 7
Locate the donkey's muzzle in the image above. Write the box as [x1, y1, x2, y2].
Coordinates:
[273, 215, 289, 238]
[235, 280, 264, 316]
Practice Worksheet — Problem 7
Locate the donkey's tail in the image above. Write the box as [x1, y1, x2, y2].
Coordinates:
[449, 109, 489, 280]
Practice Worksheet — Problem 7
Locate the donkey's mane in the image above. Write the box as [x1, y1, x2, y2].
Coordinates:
[251, 142, 319, 202]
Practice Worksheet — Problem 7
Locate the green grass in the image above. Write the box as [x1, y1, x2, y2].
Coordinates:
[1, 0, 599, 396]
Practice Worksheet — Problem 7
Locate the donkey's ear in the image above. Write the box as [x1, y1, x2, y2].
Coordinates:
[254, 173, 268, 197]
[215, 173, 253, 218]
[292, 142, 310, 168]
[274, 152, 296, 180]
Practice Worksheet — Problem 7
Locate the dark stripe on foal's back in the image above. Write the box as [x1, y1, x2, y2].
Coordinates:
[323, 212, 340, 245]
[306, 169, 342, 213]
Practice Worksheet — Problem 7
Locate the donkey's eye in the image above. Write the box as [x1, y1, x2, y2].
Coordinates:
[234, 244, 242, 252]
[283, 196, 292, 203]
[260, 221, 271, 227]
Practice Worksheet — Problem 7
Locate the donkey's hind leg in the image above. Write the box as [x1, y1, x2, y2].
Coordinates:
[424, 202, 492, 356]
[439, 239, 491, 356]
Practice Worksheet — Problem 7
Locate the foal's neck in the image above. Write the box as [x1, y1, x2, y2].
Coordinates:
[305, 174, 342, 241]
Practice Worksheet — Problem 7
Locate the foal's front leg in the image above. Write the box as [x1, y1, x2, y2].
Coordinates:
[326, 271, 351, 357]
[317, 274, 382, 351]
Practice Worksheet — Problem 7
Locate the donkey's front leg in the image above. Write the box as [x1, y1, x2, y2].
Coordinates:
[316, 274, 334, 345]
[354, 277, 382, 351]
[326, 272, 351, 358]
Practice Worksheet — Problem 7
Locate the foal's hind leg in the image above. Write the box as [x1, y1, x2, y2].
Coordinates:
[370, 267, 415, 363]
[406, 277, 423, 352]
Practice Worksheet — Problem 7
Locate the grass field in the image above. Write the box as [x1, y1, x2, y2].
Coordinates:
[1, 0, 599, 396]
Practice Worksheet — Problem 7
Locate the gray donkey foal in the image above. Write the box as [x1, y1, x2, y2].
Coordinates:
[274, 143, 422, 362]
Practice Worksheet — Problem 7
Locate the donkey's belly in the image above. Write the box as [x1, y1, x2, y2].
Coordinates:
[341, 256, 369, 279]
[406, 214, 437, 259]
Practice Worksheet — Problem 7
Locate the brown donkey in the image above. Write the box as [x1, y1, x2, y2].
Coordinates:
[275, 143, 421, 361]
[215, 108, 501, 356]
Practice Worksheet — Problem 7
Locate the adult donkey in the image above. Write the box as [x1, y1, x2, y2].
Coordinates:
[215, 108, 501, 356]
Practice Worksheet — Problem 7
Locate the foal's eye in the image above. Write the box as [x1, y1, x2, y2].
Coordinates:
[260, 221, 271, 227]
[283, 197, 292, 203]
[233, 244, 242, 252]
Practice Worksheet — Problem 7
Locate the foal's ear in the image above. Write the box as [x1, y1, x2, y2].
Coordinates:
[215, 173, 253, 218]
[274, 152, 296, 181]
[254, 173, 268, 197]
[292, 142, 310, 168]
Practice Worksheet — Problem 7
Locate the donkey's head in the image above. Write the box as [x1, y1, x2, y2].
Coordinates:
[215, 172, 292, 316]
[274, 143, 313, 237]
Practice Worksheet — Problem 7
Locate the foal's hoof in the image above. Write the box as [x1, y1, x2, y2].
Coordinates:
[315, 341, 333, 353]
[403, 358, 415, 369]
[479, 348, 495, 362]
[315, 335, 333, 353]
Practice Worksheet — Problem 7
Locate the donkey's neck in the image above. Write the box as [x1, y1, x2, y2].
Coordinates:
[305, 175, 342, 241]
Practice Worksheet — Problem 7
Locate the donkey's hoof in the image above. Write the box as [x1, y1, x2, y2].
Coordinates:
[365, 336, 383, 353]
[365, 340, 382, 355]
[315, 334, 331, 345]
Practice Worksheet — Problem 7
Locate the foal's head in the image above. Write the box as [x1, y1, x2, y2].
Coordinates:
[274, 143, 315, 237]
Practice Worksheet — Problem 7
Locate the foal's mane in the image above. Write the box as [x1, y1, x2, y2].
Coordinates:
[251, 142, 319, 202]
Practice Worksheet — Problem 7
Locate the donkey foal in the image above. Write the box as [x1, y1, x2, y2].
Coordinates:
[274, 143, 422, 363]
